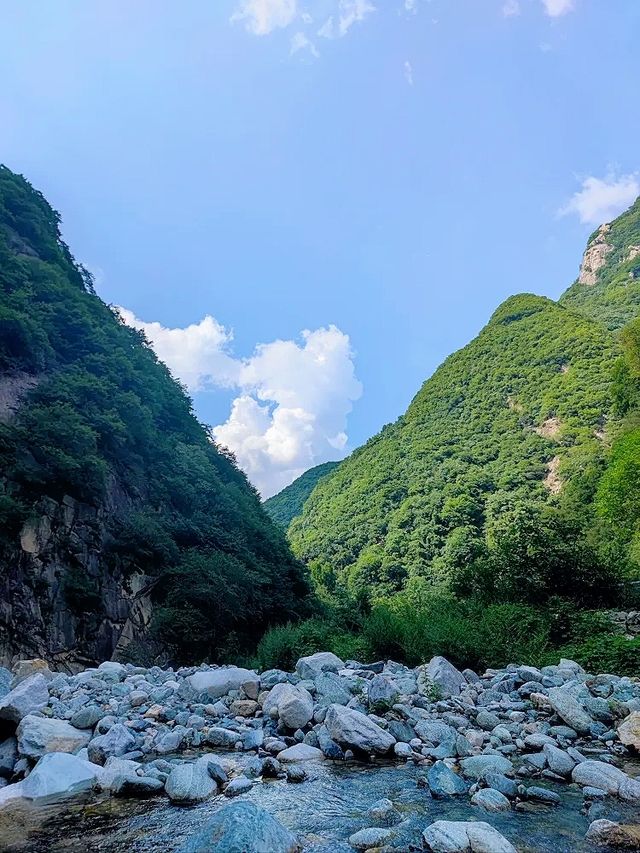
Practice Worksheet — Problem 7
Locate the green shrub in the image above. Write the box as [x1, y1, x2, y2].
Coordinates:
[550, 635, 640, 677]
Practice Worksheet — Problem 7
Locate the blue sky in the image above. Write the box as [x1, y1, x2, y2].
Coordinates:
[2, 0, 639, 495]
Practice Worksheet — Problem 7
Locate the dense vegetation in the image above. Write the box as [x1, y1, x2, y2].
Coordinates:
[0, 165, 309, 662]
[264, 461, 339, 528]
[260, 199, 640, 676]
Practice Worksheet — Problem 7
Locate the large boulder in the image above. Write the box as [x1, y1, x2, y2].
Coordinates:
[324, 704, 395, 754]
[547, 687, 593, 734]
[17, 715, 91, 759]
[422, 820, 517, 853]
[295, 652, 344, 681]
[419, 657, 466, 699]
[368, 675, 399, 710]
[618, 712, 640, 752]
[87, 723, 136, 765]
[427, 761, 468, 798]
[165, 756, 218, 803]
[572, 760, 640, 800]
[21, 752, 98, 805]
[177, 801, 301, 852]
[586, 819, 640, 848]
[0, 674, 49, 724]
[263, 683, 313, 730]
[187, 668, 260, 700]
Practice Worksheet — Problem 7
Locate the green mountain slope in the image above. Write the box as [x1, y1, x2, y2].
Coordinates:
[289, 292, 620, 600]
[561, 197, 640, 330]
[264, 461, 340, 528]
[0, 165, 309, 665]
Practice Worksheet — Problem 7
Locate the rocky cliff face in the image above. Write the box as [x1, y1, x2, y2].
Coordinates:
[0, 477, 153, 671]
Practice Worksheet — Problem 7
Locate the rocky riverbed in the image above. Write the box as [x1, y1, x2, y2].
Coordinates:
[0, 653, 638, 851]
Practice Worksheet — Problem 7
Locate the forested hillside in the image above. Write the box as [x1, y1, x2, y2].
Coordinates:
[0, 165, 309, 666]
[264, 461, 339, 528]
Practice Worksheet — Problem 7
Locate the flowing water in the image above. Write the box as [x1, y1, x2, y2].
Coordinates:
[2, 755, 639, 852]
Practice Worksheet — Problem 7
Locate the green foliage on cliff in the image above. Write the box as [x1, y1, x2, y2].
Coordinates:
[290, 293, 620, 604]
[0, 165, 310, 661]
[561, 197, 640, 331]
[264, 461, 340, 528]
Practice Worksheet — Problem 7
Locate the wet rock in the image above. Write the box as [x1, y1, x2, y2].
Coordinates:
[483, 773, 518, 798]
[542, 743, 575, 777]
[177, 801, 301, 852]
[572, 760, 640, 800]
[0, 674, 49, 724]
[586, 819, 640, 848]
[422, 820, 517, 853]
[277, 744, 324, 762]
[325, 704, 395, 755]
[460, 755, 513, 781]
[224, 775, 253, 797]
[524, 786, 561, 804]
[470, 787, 511, 812]
[112, 775, 164, 797]
[165, 756, 218, 803]
[17, 715, 91, 759]
[285, 765, 307, 783]
[367, 798, 399, 825]
[348, 826, 392, 850]
[427, 761, 468, 797]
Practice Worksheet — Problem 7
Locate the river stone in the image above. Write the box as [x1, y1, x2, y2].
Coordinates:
[542, 743, 575, 777]
[547, 687, 593, 734]
[165, 756, 218, 803]
[348, 827, 393, 850]
[263, 683, 313, 729]
[618, 712, 640, 752]
[112, 775, 164, 797]
[315, 673, 352, 707]
[87, 723, 136, 765]
[471, 788, 511, 812]
[415, 720, 457, 745]
[483, 773, 518, 799]
[325, 704, 395, 755]
[17, 715, 91, 759]
[420, 657, 466, 698]
[427, 761, 468, 797]
[96, 757, 143, 792]
[422, 820, 517, 853]
[460, 755, 514, 781]
[187, 668, 260, 700]
[0, 674, 49, 724]
[571, 760, 632, 796]
[70, 704, 105, 730]
[97, 662, 127, 682]
[296, 652, 344, 681]
[0, 737, 18, 777]
[586, 819, 640, 848]
[21, 752, 98, 805]
[224, 776, 253, 797]
[368, 675, 399, 710]
[277, 744, 324, 762]
[177, 801, 301, 852]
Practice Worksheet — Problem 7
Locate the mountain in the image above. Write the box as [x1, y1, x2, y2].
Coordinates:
[0, 166, 309, 668]
[288, 200, 640, 602]
[264, 461, 340, 528]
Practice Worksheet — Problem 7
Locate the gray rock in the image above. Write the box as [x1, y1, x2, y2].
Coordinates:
[422, 820, 517, 853]
[476, 711, 500, 731]
[0, 738, 18, 778]
[317, 725, 345, 760]
[112, 775, 164, 797]
[419, 657, 466, 699]
[87, 724, 136, 765]
[165, 756, 218, 803]
[483, 773, 518, 798]
[277, 744, 324, 762]
[460, 755, 514, 781]
[17, 715, 91, 759]
[427, 761, 468, 797]
[348, 827, 392, 850]
[70, 705, 105, 730]
[296, 652, 344, 681]
[542, 743, 575, 777]
[0, 674, 49, 724]
[547, 687, 593, 734]
[367, 676, 399, 710]
[572, 760, 640, 799]
[177, 801, 301, 852]
[21, 752, 98, 804]
[367, 798, 399, 825]
[471, 788, 511, 812]
[525, 786, 561, 804]
[586, 819, 640, 848]
[187, 667, 260, 700]
[263, 683, 313, 729]
[325, 704, 395, 755]
[205, 727, 241, 749]
[225, 775, 253, 797]
[315, 673, 352, 707]
[285, 765, 306, 783]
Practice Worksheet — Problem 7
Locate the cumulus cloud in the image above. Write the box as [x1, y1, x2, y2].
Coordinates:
[118, 310, 362, 498]
[318, 0, 376, 38]
[559, 171, 640, 226]
[502, 0, 520, 17]
[231, 0, 297, 35]
[290, 31, 319, 57]
[541, 0, 574, 16]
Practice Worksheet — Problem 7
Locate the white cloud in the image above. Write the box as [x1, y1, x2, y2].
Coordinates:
[403, 60, 413, 85]
[290, 30, 319, 57]
[502, 0, 520, 17]
[318, 0, 376, 38]
[231, 0, 297, 35]
[541, 0, 574, 17]
[117, 308, 239, 391]
[404, 0, 417, 12]
[118, 310, 362, 498]
[559, 171, 640, 226]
